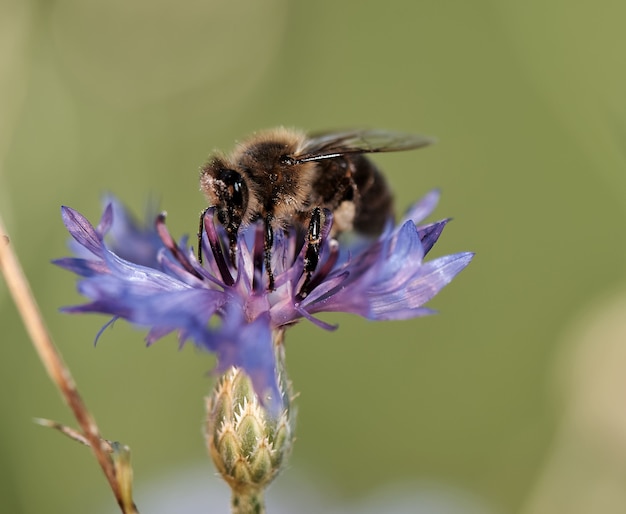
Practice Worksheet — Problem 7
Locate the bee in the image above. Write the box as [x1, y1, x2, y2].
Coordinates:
[199, 127, 434, 290]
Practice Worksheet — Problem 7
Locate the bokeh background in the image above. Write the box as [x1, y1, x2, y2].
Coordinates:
[2, 1, 626, 513]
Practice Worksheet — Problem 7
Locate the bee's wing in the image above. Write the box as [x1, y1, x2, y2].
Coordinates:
[294, 129, 435, 163]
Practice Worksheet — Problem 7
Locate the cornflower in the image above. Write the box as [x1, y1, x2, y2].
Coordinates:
[55, 191, 472, 512]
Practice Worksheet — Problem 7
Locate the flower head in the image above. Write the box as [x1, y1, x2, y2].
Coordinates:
[55, 191, 472, 414]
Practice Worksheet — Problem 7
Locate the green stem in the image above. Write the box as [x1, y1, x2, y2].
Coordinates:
[231, 490, 265, 514]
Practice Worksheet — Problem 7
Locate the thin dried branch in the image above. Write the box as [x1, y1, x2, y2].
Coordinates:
[0, 215, 138, 514]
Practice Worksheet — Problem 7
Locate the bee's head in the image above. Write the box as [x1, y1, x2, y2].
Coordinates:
[200, 158, 249, 237]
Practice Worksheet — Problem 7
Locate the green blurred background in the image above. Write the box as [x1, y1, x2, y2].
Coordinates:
[2, 1, 626, 512]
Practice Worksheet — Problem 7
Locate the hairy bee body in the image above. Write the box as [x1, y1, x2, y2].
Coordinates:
[199, 127, 434, 289]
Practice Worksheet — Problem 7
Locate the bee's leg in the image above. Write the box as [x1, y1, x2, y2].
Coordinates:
[264, 214, 275, 291]
[215, 206, 240, 268]
[197, 207, 210, 263]
[226, 225, 238, 267]
[302, 207, 322, 288]
[296, 208, 339, 301]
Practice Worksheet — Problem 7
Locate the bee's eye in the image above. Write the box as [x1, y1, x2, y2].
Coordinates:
[218, 169, 247, 208]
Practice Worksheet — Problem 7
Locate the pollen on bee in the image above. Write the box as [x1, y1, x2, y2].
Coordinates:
[331, 201, 355, 234]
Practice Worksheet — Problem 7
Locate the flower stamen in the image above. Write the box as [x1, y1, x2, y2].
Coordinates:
[202, 209, 235, 286]
[155, 213, 203, 280]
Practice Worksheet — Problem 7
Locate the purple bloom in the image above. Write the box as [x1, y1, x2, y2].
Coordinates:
[55, 191, 472, 414]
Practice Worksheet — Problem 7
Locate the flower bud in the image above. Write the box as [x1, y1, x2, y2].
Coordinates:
[205, 355, 294, 497]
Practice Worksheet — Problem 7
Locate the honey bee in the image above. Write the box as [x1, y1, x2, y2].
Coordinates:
[199, 128, 434, 290]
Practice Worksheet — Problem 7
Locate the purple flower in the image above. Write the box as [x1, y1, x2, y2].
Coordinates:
[55, 191, 472, 414]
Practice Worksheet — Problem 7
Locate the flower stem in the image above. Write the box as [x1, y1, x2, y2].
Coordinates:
[231, 489, 265, 514]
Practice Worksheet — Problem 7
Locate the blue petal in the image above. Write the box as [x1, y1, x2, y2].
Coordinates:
[61, 206, 105, 258]
[417, 219, 449, 256]
[400, 189, 440, 225]
[103, 195, 165, 268]
[367, 252, 474, 320]
[304, 221, 473, 320]
[211, 310, 282, 416]
[52, 257, 109, 277]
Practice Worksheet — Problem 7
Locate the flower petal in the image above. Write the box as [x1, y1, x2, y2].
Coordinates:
[61, 206, 106, 258]
[211, 310, 282, 416]
[366, 252, 474, 320]
[400, 188, 440, 225]
[417, 219, 449, 256]
[103, 195, 164, 268]
[304, 221, 473, 320]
